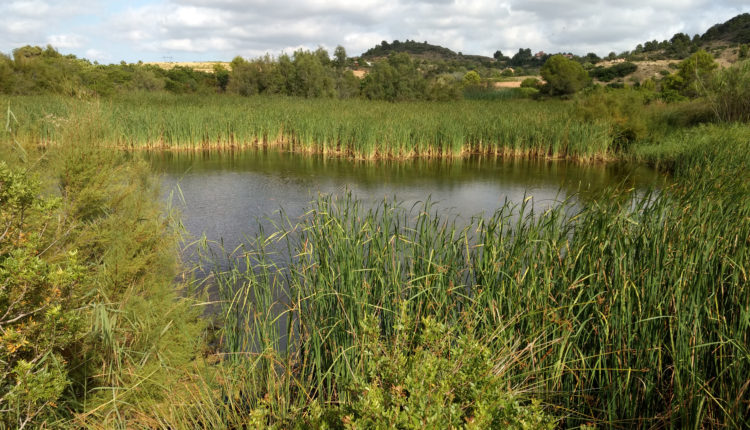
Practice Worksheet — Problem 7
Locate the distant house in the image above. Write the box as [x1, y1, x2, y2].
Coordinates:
[535, 51, 545, 58]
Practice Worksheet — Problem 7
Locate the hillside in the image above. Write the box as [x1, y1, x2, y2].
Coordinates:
[361, 40, 460, 60]
[701, 13, 750, 44]
[361, 39, 494, 63]
[141, 13, 748, 87]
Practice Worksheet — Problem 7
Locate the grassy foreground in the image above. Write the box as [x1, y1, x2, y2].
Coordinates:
[1, 91, 749, 427]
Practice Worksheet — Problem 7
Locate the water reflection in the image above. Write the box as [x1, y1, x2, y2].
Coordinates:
[144, 149, 666, 258]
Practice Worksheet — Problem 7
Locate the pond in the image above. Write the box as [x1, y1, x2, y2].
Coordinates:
[145, 149, 665, 257]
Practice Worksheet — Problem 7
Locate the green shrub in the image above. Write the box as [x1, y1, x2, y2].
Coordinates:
[540, 55, 590, 95]
[708, 59, 750, 122]
[0, 162, 86, 428]
[589, 61, 638, 81]
[575, 87, 649, 150]
[520, 77, 541, 88]
[326, 316, 556, 429]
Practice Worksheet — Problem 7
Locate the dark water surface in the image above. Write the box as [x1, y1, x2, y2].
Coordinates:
[145, 149, 665, 256]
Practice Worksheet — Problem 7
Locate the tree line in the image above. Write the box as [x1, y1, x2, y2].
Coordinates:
[0, 45, 464, 101]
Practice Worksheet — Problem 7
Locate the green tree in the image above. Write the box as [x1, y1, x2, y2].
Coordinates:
[510, 48, 533, 67]
[361, 53, 426, 101]
[493, 50, 508, 61]
[584, 52, 601, 64]
[335, 70, 361, 99]
[333, 45, 347, 70]
[540, 55, 590, 95]
[291, 49, 335, 98]
[213, 63, 229, 92]
[668, 32, 692, 58]
[462, 70, 481, 88]
[0, 54, 14, 93]
[671, 49, 718, 98]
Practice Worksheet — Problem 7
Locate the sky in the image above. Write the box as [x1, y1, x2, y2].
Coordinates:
[1, 1, 748, 64]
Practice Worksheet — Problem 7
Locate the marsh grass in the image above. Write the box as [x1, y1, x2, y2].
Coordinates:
[198, 144, 749, 427]
[193, 121, 750, 426]
[2, 92, 748, 427]
[3, 94, 614, 160]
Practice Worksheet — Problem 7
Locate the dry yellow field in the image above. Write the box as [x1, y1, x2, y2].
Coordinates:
[146, 61, 230, 73]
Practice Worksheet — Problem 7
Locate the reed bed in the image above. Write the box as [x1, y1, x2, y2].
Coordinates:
[203, 125, 750, 427]
[3, 94, 613, 160]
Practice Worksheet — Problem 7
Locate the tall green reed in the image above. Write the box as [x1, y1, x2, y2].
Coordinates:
[3, 94, 614, 160]
[209, 160, 748, 427]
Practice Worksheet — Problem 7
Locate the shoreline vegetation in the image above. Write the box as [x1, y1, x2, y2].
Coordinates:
[1, 29, 750, 429]
[4, 95, 613, 161]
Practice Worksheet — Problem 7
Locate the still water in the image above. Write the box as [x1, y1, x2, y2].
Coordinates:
[145, 149, 665, 256]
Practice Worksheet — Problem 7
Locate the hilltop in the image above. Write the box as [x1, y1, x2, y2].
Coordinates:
[356, 13, 749, 68]
[701, 13, 750, 44]
[361, 40, 494, 62]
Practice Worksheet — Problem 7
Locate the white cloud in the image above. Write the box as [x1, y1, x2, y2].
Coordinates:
[0, 0, 748, 62]
[85, 48, 110, 62]
[47, 34, 85, 49]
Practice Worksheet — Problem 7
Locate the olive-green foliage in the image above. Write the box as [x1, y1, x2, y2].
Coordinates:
[661, 49, 718, 99]
[291, 48, 336, 98]
[0, 162, 85, 429]
[336, 70, 361, 99]
[331, 316, 556, 429]
[708, 59, 750, 122]
[228, 50, 347, 98]
[6, 94, 613, 159]
[0, 54, 14, 94]
[52, 144, 205, 425]
[520, 77, 541, 89]
[361, 53, 428, 101]
[0, 115, 205, 426]
[701, 13, 750, 44]
[540, 55, 590, 95]
[589, 61, 638, 82]
[225, 49, 460, 101]
[425, 74, 462, 101]
[228, 54, 284, 96]
[0, 45, 219, 97]
[575, 87, 650, 150]
[462, 70, 481, 88]
[213, 63, 230, 92]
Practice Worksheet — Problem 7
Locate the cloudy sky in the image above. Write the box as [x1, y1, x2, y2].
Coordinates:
[1, 1, 748, 63]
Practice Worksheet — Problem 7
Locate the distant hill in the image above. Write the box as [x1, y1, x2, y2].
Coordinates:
[701, 13, 750, 44]
[361, 40, 492, 62]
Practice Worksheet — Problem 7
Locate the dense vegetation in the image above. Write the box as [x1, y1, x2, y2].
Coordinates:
[206, 126, 749, 426]
[1, 131, 205, 427]
[701, 13, 750, 44]
[0, 45, 466, 102]
[1, 12, 749, 429]
[588, 62, 638, 82]
[5, 94, 613, 159]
